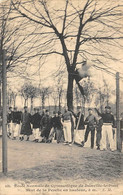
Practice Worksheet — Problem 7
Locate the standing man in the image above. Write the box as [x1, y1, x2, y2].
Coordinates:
[12, 107, 22, 140]
[62, 107, 73, 146]
[52, 111, 63, 143]
[41, 110, 52, 142]
[95, 106, 115, 151]
[7, 106, 13, 138]
[96, 116, 103, 150]
[12, 107, 17, 139]
[48, 111, 57, 143]
[31, 108, 42, 142]
[20, 106, 32, 141]
[73, 107, 85, 145]
[81, 108, 97, 149]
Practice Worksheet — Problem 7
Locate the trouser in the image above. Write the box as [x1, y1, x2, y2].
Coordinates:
[48, 127, 56, 141]
[45, 129, 51, 140]
[96, 129, 102, 147]
[56, 128, 62, 143]
[74, 129, 85, 144]
[7, 122, 13, 133]
[84, 128, 95, 148]
[7, 122, 14, 137]
[63, 121, 72, 143]
[33, 128, 40, 140]
[41, 127, 51, 140]
[13, 124, 20, 137]
[101, 124, 115, 150]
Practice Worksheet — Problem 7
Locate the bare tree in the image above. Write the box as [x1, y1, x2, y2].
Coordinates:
[78, 77, 98, 113]
[51, 91, 58, 112]
[95, 79, 116, 112]
[96, 87, 107, 112]
[11, 0, 123, 110]
[103, 78, 112, 107]
[20, 84, 29, 107]
[39, 87, 51, 110]
[20, 83, 39, 111]
[7, 87, 17, 108]
[54, 71, 65, 111]
[0, 0, 43, 80]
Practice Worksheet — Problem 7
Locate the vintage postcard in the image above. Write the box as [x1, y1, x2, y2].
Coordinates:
[0, 0, 123, 194]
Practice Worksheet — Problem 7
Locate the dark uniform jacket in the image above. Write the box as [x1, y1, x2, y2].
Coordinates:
[62, 111, 72, 121]
[95, 109, 115, 128]
[51, 116, 56, 128]
[13, 111, 22, 124]
[7, 111, 13, 123]
[52, 116, 63, 130]
[41, 114, 52, 130]
[85, 114, 97, 131]
[20, 111, 32, 135]
[31, 113, 41, 128]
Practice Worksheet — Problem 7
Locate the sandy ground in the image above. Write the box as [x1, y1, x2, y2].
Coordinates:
[0, 136, 123, 195]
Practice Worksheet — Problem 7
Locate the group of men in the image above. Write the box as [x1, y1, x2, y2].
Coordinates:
[64, 105, 116, 151]
[7, 106, 63, 143]
[7, 105, 123, 151]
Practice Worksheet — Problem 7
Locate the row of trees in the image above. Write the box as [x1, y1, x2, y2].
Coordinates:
[7, 77, 115, 113]
[7, 83, 64, 112]
[7, 71, 66, 112]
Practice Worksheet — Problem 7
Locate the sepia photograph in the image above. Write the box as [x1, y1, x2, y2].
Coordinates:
[0, 0, 123, 194]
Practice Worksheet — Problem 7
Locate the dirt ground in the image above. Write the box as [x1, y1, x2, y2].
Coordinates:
[0, 136, 123, 195]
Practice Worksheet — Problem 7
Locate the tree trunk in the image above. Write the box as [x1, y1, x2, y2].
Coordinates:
[27, 99, 28, 107]
[31, 98, 33, 113]
[67, 73, 74, 111]
[59, 94, 61, 111]
[24, 99, 26, 107]
[13, 96, 16, 108]
[48, 96, 50, 112]
[99, 94, 103, 113]
[0, 80, 1, 112]
[24, 98, 28, 107]
[42, 96, 45, 109]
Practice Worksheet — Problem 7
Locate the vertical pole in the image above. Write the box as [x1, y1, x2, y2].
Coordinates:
[2, 49, 7, 174]
[116, 72, 121, 151]
[0, 80, 1, 110]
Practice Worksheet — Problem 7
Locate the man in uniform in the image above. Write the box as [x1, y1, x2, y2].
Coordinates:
[62, 107, 73, 146]
[31, 108, 41, 142]
[20, 106, 32, 141]
[73, 107, 85, 145]
[96, 116, 103, 150]
[7, 106, 13, 138]
[40, 110, 52, 142]
[95, 106, 115, 151]
[12, 107, 22, 140]
[81, 108, 97, 149]
[47, 111, 57, 143]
